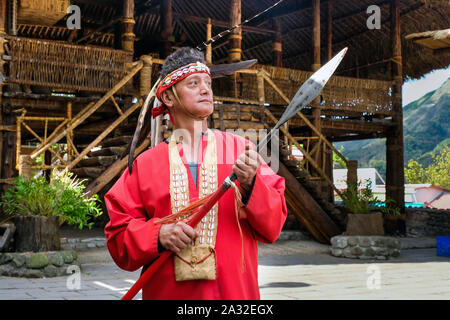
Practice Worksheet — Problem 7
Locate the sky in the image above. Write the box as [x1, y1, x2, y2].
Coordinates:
[402, 66, 450, 106]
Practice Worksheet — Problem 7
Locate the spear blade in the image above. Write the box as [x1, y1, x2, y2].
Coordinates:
[209, 59, 257, 78]
[276, 47, 348, 129]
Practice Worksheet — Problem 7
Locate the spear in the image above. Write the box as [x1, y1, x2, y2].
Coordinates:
[121, 47, 348, 300]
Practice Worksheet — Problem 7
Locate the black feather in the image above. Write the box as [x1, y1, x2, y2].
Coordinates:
[210, 59, 258, 78]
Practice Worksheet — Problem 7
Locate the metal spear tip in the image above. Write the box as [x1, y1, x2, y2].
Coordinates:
[274, 47, 349, 129]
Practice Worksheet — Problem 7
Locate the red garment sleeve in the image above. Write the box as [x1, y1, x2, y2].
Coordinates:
[243, 164, 287, 244]
[104, 161, 162, 272]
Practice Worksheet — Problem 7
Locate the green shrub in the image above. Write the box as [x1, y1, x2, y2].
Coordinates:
[1, 169, 102, 229]
[378, 198, 401, 216]
[340, 180, 379, 214]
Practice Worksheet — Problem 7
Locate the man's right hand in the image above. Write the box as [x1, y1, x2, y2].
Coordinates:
[158, 222, 199, 253]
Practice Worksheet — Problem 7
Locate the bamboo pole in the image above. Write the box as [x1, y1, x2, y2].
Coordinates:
[272, 18, 282, 67]
[0, 0, 6, 178]
[327, 0, 333, 61]
[21, 121, 66, 164]
[235, 69, 259, 75]
[110, 96, 123, 115]
[30, 118, 69, 155]
[67, 102, 73, 161]
[15, 118, 21, 171]
[228, 0, 242, 63]
[214, 96, 259, 105]
[206, 18, 212, 65]
[30, 61, 143, 160]
[66, 133, 79, 158]
[160, 0, 173, 58]
[257, 70, 265, 123]
[122, 0, 135, 52]
[67, 99, 143, 170]
[139, 55, 152, 97]
[18, 155, 32, 178]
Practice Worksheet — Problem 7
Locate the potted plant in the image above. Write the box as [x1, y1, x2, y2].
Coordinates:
[340, 180, 384, 236]
[379, 198, 405, 236]
[0, 169, 102, 252]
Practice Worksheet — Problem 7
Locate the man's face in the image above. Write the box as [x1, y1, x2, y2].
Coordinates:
[172, 72, 214, 119]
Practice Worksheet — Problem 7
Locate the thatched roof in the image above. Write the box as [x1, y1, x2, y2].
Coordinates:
[17, 0, 450, 80]
[406, 28, 450, 49]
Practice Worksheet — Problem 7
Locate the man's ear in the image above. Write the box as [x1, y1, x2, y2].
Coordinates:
[160, 90, 175, 108]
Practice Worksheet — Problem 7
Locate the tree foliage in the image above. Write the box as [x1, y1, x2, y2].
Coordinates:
[405, 147, 450, 188]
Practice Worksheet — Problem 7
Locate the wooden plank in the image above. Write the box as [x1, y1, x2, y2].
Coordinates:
[85, 138, 150, 197]
[88, 146, 125, 157]
[214, 96, 259, 105]
[0, 125, 16, 131]
[71, 167, 104, 178]
[101, 136, 133, 147]
[78, 155, 118, 168]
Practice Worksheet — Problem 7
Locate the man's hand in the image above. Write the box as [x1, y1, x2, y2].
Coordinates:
[159, 222, 199, 253]
[232, 144, 263, 193]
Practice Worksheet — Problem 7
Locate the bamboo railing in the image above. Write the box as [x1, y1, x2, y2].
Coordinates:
[5, 36, 134, 93]
[212, 68, 349, 195]
[214, 64, 394, 116]
[16, 61, 144, 172]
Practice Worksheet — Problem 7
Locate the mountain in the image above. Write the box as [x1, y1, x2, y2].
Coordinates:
[335, 78, 450, 178]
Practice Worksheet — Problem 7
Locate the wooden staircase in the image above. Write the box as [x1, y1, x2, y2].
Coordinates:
[278, 145, 345, 243]
[211, 101, 344, 244]
[71, 135, 130, 185]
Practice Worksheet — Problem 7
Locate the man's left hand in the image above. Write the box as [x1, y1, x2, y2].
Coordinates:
[232, 144, 263, 192]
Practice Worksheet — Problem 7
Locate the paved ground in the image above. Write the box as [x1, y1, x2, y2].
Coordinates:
[0, 237, 449, 300]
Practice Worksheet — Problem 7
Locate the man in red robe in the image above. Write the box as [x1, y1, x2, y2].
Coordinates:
[104, 47, 287, 300]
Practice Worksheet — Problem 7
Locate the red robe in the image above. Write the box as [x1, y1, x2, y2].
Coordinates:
[104, 130, 287, 300]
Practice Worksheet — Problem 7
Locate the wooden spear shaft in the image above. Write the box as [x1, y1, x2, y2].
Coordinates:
[121, 180, 231, 300]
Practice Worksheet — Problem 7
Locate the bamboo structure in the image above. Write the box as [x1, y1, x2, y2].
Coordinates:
[160, 0, 173, 58]
[6, 37, 134, 93]
[272, 19, 282, 67]
[386, 0, 405, 212]
[228, 0, 242, 63]
[2, 0, 447, 240]
[121, 0, 135, 52]
[205, 18, 212, 65]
